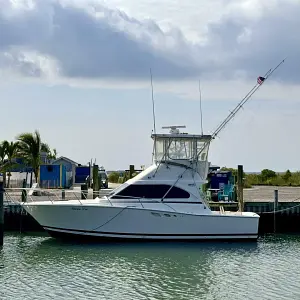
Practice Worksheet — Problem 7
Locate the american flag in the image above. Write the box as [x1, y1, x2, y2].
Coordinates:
[257, 76, 265, 85]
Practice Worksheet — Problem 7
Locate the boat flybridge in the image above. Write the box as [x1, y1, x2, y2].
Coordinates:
[22, 125, 259, 241]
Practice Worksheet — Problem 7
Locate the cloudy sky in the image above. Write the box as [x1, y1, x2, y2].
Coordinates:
[1, 0, 300, 171]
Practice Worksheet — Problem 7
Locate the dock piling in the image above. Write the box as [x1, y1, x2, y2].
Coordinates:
[21, 179, 27, 202]
[93, 164, 99, 199]
[81, 184, 88, 200]
[0, 180, 4, 246]
[237, 165, 244, 212]
[129, 165, 135, 179]
[274, 189, 279, 233]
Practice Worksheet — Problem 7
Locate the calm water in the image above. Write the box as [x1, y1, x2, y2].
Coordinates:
[1, 233, 300, 300]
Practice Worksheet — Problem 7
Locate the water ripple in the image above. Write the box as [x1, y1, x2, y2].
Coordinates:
[2, 234, 300, 299]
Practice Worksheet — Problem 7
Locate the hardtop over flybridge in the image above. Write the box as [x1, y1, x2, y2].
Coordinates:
[22, 59, 286, 241]
[109, 125, 212, 205]
[152, 125, 211, 178]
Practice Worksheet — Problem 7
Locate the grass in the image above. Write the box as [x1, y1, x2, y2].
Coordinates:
[244, 172, 300, 187]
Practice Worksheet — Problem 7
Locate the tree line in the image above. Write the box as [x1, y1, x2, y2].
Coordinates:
[221, 167, 300, 187]
[0, 130, 57, 187]
[108, 167, 300, 187]
[108, 171, 139, 184]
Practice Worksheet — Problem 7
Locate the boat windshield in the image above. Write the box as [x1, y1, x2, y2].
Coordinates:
[108, 183, 128, 196]
[154, 137, 210, 162]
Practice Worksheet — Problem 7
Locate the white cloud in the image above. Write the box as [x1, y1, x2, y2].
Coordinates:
[0, 0, 299, 87]
[2, 0, 300, 172]
[0, 0, 199, 80]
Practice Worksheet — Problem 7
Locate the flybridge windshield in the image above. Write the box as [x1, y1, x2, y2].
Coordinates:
[154, 138, 210, 162]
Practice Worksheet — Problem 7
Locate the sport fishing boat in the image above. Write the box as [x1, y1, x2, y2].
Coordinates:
[22, 125, 259, 241]
[22, 58, 288, 241]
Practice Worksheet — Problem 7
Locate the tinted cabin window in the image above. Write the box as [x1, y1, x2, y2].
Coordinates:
[112, 184, 190, 199]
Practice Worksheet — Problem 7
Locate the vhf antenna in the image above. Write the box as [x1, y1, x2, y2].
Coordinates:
[150, 68, 157, 162]
[198, 79, 204, 135]
[150, 68, 156, 136]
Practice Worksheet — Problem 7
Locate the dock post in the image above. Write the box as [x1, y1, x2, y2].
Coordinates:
[62, 189, 65, 200]
[21, 179, 27, 202]
[30, 171, 33, 188]
[93, 165, 99, 199]
[129, 165, 135, 179]
[237, 165, 244, 212]
[274, 189, 278, 233]
[81, 184, 88, 200]
[0, 180, 4, 246]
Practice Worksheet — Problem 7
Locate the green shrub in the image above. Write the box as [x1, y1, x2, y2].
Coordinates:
[108, 172, 119, 183]
[244, 170, 300, 187]
[222, 167, 300, 187]
[118, 176, 124, 184]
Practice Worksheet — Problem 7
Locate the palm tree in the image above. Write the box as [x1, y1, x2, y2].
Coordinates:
[44, 146, 57, 161]
[41, 143, 50, 154]
[39, 143, 58, 161]
[51, 148, 57, 160]
[17, 130, 47, 183]
[5, 141, 20, 187]
[0, 141, 8, 186]
[0, 141, 7, 164]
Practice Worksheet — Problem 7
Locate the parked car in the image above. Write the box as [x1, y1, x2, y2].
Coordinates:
[90, 168, 109, 189]
[99, 170, 108, 189]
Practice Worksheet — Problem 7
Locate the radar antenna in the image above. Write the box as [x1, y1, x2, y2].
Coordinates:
[162, 125, 186, 134]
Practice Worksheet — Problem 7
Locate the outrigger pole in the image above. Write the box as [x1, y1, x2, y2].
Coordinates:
[196, 58, 286, 158]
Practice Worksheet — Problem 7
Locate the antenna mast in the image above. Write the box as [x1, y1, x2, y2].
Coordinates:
[150, 68, 157, 163]
[198, 79, 204, 135]
[150, 68, 156, 135]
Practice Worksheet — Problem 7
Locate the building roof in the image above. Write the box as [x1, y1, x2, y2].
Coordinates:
[209, 165, 220, 170]
[51, 156, 79, 165]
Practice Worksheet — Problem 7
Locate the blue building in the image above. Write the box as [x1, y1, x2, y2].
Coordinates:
[75, 166, 91, 184]
[51, 156, 79, 187]
[39, 164, 67, 188]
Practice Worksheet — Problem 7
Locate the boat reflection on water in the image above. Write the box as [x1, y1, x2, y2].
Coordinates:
[18, 234, 258, 296]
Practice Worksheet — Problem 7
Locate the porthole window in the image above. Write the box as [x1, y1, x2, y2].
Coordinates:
[151, 212, 161, 217]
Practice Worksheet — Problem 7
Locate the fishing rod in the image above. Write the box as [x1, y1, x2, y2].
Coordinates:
[196, 58, 286, 158]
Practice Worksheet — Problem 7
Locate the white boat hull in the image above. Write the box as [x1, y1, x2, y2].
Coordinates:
[23, 202, 259, 241]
